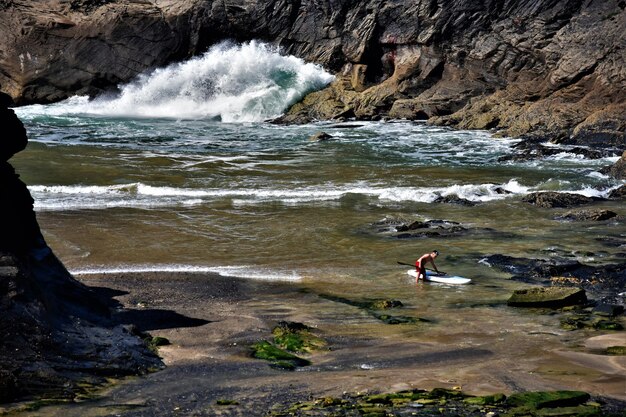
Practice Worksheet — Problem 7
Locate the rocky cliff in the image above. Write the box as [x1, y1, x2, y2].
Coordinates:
[0, 0, 624, 145]
[0, 95, 162, 403]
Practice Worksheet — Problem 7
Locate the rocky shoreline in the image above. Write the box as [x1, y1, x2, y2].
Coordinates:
[1, 1, 625, 414]
[1, 0, 625, 145]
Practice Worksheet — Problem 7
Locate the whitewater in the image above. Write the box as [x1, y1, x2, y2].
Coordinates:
[12, 41, 625, 283]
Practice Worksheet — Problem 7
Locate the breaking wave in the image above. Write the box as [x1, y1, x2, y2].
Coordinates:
[17, 41, 334, 122]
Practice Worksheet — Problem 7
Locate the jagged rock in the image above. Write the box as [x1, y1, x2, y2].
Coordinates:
[521, 192, 600, 208]
[432, 195, 476, 206]
[479, 253, 626, 306]
[0, 1, 624, 145]
[602, 151, 626, 180]
[507, 287, 587, 308]
[556, 209, 618, 221]
[609, 185, 626, 199]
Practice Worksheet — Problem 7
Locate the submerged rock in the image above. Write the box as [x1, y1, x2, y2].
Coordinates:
[432, 195, 476, 206]
[308, 132, 333, 142]
[556, 209, 618, 221]
[507, 287, 587, 308]
[521, 192, 601, 208]
[479, 254, 626, 306]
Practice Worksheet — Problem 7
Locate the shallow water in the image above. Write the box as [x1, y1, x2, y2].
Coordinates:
[7, 42, 626, 412]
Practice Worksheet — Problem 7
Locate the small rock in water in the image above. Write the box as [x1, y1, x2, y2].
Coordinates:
[309, 132, 333, 142]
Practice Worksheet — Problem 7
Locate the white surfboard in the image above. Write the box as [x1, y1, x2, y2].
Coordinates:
[406, 269, 471, 285]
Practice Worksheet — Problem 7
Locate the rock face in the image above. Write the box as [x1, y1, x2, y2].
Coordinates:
[1, 1, 625, 145]
[0, 103, 162, 403]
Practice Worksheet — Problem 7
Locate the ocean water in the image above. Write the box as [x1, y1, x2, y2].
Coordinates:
[12, 41, 625, 289]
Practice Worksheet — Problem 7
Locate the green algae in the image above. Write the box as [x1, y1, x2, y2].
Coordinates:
[250, 341, 311, 369]
[464, 393, 506, 405]
[266, 388, 624, 417]
[215, 399, 239, 406]
[272, 321, 326, 353]
[606, 345, 626, 355]
[505, 391, 590, 409]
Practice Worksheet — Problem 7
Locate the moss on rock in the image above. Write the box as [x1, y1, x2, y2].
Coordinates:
[606, 346, 626, 355]
[272, 321, 326, 353]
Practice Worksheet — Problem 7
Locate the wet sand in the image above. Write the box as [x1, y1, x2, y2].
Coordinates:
[12, 271, 626, 417]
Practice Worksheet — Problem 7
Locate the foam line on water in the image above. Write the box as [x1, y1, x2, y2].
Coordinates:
[70, 264, 302, 282]
[30, 179, 624, 210]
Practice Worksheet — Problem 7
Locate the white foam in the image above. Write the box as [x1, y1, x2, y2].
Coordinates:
[70, 264, 302, 282]
[16, 41, 334, 122]
[30, 179, 531, 210]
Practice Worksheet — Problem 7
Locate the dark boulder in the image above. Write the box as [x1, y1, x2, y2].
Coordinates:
[507, 287, 587, 308]
[433, 195, 477, 206]
[521, 192, 601, 208]
[479, 253, 626, 306]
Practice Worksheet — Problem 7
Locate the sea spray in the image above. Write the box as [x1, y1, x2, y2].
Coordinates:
[17, 41, 334, 122]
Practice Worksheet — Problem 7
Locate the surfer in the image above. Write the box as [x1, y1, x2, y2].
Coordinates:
[415, 250, 440, 282]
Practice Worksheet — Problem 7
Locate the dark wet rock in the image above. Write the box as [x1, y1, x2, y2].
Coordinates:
[499, 142, 616, 162]
[601, 151, 626, 180]
[432, 195, 477, 206]
[394, 219, 467, 238]
[521, 192, 602, 208]
[507, 287, 587, 308]
[0, 103, 166, 403]
[308, 132, 333, 142]
[556, 209, 618, 221]
[608, 185, 626, 199]
[479, 254, 626, 306]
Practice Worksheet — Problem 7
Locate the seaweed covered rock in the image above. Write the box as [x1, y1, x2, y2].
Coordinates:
[507, 287, 587, 308]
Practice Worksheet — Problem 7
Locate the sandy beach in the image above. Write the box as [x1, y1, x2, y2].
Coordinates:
[13, 270, 622, 417]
